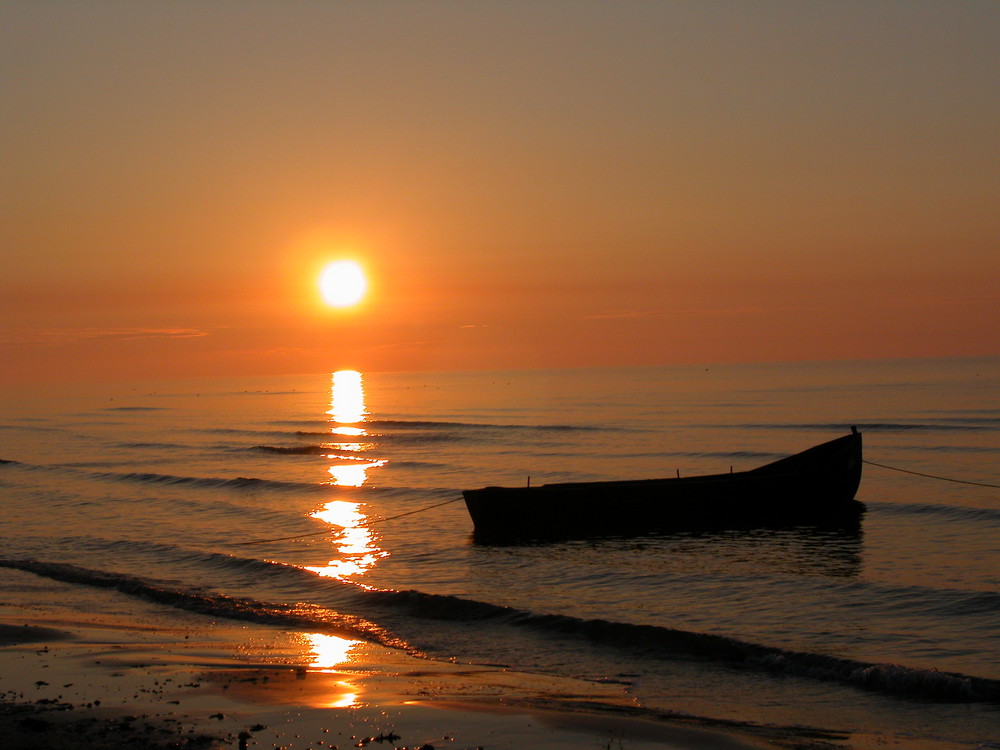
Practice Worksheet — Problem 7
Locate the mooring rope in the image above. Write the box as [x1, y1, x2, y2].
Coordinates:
[235, 460, 996, 546]
[233, 496, 464, 546]
[862, 460, 1000, 489]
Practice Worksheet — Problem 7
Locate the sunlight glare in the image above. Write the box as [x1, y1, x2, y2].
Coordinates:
[307, 499, 388, 580]
[301, 632, 362, 708]
[319, 260, 367, 307]
[327, 459, 388, 487]
[327, 370, 366, 423]
[304, 632, 360, 672]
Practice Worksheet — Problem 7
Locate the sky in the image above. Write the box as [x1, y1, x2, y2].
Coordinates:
[2, 1, 998, 384]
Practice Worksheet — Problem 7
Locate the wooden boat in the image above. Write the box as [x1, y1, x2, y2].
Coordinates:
[463, 428, 863, 540]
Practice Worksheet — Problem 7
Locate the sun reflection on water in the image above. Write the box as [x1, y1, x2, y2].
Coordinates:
[327, 370, 366, 424]
[308, 499, 387, 578]
[308, 370, 388, 582]
[327, 459, 388, 487]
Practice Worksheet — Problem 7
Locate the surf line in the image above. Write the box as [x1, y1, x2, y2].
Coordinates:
[234, 497, 464, 546]
[863, 460, 1000, 489]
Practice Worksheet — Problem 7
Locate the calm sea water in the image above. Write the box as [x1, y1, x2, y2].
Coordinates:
[1, 358, 998, 745]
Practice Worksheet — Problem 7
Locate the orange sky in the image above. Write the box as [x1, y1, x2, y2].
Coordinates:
[2, 1, 998, 384]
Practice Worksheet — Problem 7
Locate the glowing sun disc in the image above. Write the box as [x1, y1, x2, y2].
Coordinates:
[319, 261, 367, 307]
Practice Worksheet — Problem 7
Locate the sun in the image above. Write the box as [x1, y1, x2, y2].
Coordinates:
[319, 260, 367, 308]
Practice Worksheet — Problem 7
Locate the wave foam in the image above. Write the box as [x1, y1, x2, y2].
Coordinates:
[0, 559, 407, 650]
[5, 557, 998, 703]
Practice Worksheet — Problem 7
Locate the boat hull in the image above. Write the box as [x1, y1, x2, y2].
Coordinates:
[463, 431, 863, 541]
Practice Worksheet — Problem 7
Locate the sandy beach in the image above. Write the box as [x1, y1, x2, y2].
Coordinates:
[0, 618, 950, 750]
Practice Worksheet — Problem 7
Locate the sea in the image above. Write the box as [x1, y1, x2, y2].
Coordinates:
[1, 357, 998, 747]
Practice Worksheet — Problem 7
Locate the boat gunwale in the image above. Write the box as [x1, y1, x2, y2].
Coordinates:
[466, 431, 860, 495]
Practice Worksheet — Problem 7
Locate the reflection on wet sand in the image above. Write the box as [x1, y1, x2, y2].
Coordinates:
[301, 632, 363, 707]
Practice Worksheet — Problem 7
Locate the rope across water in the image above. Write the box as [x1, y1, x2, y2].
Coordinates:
[862, 460, 1000, 489]
[234, 496, 464, 546]
[232, 460, 997, 547]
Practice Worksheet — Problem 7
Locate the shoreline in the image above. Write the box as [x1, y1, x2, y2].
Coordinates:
[0, 620, 954, 750]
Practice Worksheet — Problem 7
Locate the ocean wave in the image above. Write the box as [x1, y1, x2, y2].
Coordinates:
[857, 582, 1000, 620]
[103, 406, 170, 412]
[243, 444, 447, 467]
[380, 433, 464, 444]
[897, 444, 1000, 454]
[361, 587, 1000, 703]
[718, 422, 994, 433]
[207, 420, 610, 438]
[116, 441, 190, 450]
[4, 557, 998, 703]
[0, 423, 66, 432]
[370, 419, 611, 432]
[0, 458, 330, 493]
[95, 470, 326, 493]
[858, 422, 995, 432]
[202, 427, 305, 438]
[940, 418, 1000, 426]
[188, 422, 610, 449]
[871, 501, 1000, 525]
[387, 460, 453, 470]
[248, 444, 335, 456]
[239, 445, 445, 471]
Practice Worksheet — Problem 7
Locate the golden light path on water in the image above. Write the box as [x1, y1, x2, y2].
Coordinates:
[294, 370, 388, 706]
[326, 370, 366, 423]
[307, 369, 388, 581]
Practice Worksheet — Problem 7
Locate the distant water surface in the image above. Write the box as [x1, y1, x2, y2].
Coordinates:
[1, 358, 998, 745]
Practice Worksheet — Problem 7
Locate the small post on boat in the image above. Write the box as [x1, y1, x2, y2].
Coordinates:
[527, 475, 531, 487]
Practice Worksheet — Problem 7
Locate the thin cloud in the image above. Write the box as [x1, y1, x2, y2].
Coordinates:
[581, 310, 661, 320]
[0, 327, 210, 346]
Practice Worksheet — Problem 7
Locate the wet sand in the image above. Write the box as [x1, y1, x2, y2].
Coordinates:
[0, 621, 942, 750]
